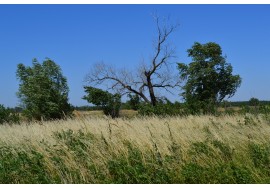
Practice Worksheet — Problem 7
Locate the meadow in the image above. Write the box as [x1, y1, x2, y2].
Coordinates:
[1, 113, 270, 183]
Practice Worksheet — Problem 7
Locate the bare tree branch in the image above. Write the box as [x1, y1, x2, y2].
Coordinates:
[85, 15, 180, 106]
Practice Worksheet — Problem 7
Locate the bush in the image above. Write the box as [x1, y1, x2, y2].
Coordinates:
[83, 86, 121, 118]
[240, 104, 270, 115]
[126, 94, 141, 110]
[138, 101, 184, 116]
[0, 104, 20, 125]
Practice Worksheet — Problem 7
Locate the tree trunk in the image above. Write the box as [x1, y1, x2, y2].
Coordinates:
[145, 72, 157, 106]
[149, 85, 157, 106]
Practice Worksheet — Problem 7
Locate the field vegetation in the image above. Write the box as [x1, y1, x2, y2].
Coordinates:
[1, 114, 270, 183]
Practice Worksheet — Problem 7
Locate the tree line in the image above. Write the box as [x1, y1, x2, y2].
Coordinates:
[1, 16, 247, 123]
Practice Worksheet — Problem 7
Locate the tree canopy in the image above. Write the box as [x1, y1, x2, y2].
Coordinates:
[178, 42, 242, 114]
[16, 58, 72, 120]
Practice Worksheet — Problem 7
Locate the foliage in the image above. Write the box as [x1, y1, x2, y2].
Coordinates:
[73, 105, 103, 111]
[220, 100, 231, 108]
[227, 101, 270, 107]
[248, 143, 270, 169]
[83, 86, 121, 118]
[0, 146, 53, 183]
[239, 104, 270, 115]
[127, 94, 141, 110]
[16, 58, 72, 120]
[259, 105, 270, 115]
[107, 142, 172, 184]
[178, 42, 241, 114]
[138, 100, 184, 116]
[249, 97, 260, 107]
[0, 104, 20, 125]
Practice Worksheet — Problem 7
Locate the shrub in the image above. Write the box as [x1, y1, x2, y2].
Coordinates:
[138, 101, 184, 116]
[83, 86, 121, 118]
[0, 104, 20, 125]
[126, 94, 141, 110]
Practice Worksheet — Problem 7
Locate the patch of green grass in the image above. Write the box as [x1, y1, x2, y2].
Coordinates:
[0, 146, 52, 183]
[107, 142, 172, 183]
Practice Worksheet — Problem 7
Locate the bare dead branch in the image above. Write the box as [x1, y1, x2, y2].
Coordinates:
[85, 15, 180, 106]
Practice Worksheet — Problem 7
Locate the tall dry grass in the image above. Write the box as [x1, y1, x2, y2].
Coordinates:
[1, 115, 269, 151]
[0, 114, 270, 183]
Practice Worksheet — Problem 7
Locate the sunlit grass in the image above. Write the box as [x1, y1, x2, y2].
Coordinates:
[0, 114, 270, 183]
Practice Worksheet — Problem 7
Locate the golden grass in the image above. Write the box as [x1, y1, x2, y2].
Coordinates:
[0, 114, 269, 155]
[1, 114, 270, 183]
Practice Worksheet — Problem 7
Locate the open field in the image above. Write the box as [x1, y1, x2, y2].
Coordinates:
[0, 114, 270, 183]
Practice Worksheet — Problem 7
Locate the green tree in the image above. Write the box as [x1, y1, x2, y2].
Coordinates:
[16, 58, 72, 120]
[178, 42, 242, 114]
[83, 86, 121, 118]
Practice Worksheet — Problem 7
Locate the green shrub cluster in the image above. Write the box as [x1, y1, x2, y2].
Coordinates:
[138, 101, 185, 116]
[239, 105, 270, 115]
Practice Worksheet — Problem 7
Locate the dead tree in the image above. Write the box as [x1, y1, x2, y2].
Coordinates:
[85, 16, 181, 106]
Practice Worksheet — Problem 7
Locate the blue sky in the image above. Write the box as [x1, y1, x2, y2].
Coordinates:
[0, 4, 270, 107]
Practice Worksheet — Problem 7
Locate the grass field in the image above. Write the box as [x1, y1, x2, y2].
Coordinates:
[0, 114, 270, 183]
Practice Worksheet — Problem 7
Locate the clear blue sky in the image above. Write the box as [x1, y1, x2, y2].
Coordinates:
[1, 4, 270, 107]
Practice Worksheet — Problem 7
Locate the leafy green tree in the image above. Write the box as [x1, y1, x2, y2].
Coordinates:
[83, 86, 121, 118]
[16, 58, 72, 120]
[0, 104, 20, 124]
[178, 42, 242, 114]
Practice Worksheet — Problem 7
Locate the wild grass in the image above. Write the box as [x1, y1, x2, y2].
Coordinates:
[0, 114, 270, 183]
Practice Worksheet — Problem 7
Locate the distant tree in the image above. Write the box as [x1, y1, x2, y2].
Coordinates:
[85, 16, 180, 106]
[178, 42, 242, 114]
[127, 94, 141, 110]
[0, 104, 20, 124]
[16, 58, 72, 120]
[249, 97, 260, 107]
[83, 86, 121, 118]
